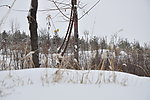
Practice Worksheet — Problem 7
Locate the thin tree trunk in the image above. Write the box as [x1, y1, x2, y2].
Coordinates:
[72, 0, 79, 62]
[27, 0, 39, 68]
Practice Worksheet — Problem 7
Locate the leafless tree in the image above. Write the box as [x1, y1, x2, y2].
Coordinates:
[27, 0, 39, 68]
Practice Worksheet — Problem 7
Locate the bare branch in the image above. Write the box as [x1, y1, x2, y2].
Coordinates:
[49, 0, 71, 7]
[51, 0, 70, 19]
[79, 0, 101, 20]
[0, 0, 17, 31]
[0, 5, 11, 8]
[58, 7, 73, 54]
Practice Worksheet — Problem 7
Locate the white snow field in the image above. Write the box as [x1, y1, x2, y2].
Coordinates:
[0, 68, 150, 100]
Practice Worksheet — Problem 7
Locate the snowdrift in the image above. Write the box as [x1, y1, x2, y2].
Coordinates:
[0, 68, 150, 100]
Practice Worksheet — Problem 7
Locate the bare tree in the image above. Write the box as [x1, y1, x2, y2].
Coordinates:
[27, 0, 39, 68]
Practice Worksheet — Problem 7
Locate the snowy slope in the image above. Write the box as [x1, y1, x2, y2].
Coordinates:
[0, 68, 150, 100]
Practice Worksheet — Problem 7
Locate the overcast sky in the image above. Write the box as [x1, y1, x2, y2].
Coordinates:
[0, 0, 150, 44]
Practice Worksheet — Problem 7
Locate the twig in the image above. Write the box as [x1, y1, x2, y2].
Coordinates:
[51, 0, 70, 19]
[0, 5, 11, 8]
[11, 7, 71, 12]
[79, 0, 101, 20]
[49, 0, 71, 7]
[0, 0, 17, 31]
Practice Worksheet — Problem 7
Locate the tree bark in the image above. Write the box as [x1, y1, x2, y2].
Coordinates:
[73, 0, 79, 62]
[27, 0, 39, 68]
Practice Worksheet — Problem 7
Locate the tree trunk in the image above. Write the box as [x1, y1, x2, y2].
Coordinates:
[73, 0, 79, 62]
[27, 0, 39, 68]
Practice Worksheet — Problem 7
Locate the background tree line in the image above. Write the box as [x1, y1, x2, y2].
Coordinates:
[0, 29, 150, 77]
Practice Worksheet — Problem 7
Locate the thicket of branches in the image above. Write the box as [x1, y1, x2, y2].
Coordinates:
[0, 30, 150, 77]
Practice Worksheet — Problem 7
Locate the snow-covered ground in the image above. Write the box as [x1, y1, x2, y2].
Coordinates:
[0, 68, 150, 100]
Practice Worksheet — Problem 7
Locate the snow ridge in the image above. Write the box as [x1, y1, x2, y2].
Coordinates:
[0, 68, 150, 100]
